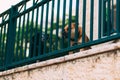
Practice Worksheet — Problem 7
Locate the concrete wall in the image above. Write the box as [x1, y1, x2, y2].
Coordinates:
[0, 42, 120, 80]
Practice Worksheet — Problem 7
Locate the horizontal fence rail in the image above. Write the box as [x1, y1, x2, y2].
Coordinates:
[0, 0, 120, 71]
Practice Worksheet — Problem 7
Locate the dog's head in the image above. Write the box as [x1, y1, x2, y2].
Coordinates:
[62, 23, 82, 40]
[41, 33, 49, 41]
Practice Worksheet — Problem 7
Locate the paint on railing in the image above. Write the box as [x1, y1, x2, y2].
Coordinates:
[0, 0, 119, 71]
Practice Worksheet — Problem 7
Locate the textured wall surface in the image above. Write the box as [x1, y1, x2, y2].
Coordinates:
[0, 42, 120, 80]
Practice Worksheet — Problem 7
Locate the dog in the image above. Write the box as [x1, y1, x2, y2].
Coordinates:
[29, 32, 49, 58]
[62, 23, 91, 53]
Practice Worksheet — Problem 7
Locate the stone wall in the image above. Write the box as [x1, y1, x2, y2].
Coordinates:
[0, 42, 120, 80]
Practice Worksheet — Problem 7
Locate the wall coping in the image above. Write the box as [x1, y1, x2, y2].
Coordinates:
[0, 42, 120, 76]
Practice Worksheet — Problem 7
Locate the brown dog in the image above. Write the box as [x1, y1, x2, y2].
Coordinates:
[63, 23, 91, 53]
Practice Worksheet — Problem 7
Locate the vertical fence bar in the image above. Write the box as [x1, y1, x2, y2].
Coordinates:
[0, 27, 2, 57]
[24, 12, 30, 58]
[68, 0, 72, 47]
[33, 0, 35, 5]
[101, 0, 106, 36]
[0, 26, 3, 65]
[0, 27, 2, 66]
[0, 17, 4, 60]
[98, 0, 102, 38]
[24, 3, 27, 58]
[55, 0, 60, 50]
[2, 24, 6, 60]
[2, 24, 7, 67]
[61, 0, 66, 49]
[90, 0, 94, 41]
[116, 0, 120, 33]
[49, 0, 55, 52]
[15, 17, 21, 61]
[33, 7, 39, 56]
[75, 0, 79, 43]
[82, 0, 86, 43]
[29, 9, 34, 57]
[20, 5, 26, 60]
[111, 0, 114, 32]
[38, 5, 44, 55]
[44, 2, 49, 53]
[5, 6, 17, 69]
[4, 24, 7, 66]
[107, 0, 111, 36]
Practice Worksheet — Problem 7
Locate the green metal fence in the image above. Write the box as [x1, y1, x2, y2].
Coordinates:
[0, 0, 120, 71]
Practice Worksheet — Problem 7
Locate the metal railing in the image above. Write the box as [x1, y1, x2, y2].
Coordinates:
[0, 0, 120, 71]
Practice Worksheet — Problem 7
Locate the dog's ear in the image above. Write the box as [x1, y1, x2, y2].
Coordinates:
[64, 25, 68, 31]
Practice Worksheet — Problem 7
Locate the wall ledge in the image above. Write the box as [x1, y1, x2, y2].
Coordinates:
[0, 42, 120, 76]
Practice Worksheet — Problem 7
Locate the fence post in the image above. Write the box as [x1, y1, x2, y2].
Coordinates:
[5, 6, 17, 69]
